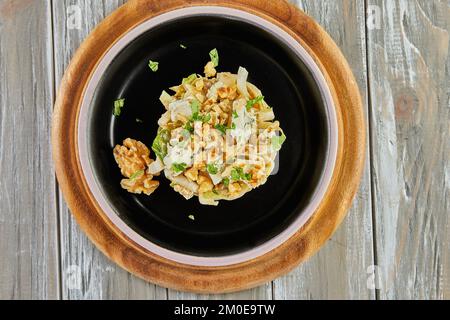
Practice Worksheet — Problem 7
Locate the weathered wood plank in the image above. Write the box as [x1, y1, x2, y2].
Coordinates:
[367, 0, 450, 300]
[272, 0, 375, 300]
[0, 0, 59, 299]
[167, 283, 272, 300]
[52, 0, 167, 299]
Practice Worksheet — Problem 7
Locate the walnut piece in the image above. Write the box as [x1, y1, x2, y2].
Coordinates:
[120, 174, 159, 196]
[113, 138, 151, 177]
[204, 61, 217, 78]
[113, 138, 159, 196]
[198, 179, 214, 194]
[184, 167, 199, 182]
[173, 184, 194, 200]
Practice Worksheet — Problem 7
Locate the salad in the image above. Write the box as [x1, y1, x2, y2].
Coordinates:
[113, 49, 286, 206]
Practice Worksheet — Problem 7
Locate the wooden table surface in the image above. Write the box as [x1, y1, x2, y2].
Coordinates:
[0, 0, 448, 300]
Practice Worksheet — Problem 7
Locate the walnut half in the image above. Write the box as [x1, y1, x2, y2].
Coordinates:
[113, 138, 159, 196]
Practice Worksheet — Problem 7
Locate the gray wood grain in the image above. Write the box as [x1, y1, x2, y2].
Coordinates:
[52, 0, 166, 300]
[367, 0, 450, 300]
[0, 0, 59, 299]
[271, 0, 375, 300]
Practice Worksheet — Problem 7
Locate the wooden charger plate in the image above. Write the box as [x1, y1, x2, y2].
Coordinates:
[52, 0, 365, 293]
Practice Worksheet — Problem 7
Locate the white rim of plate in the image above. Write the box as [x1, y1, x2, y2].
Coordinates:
[77, 6, 338, 267]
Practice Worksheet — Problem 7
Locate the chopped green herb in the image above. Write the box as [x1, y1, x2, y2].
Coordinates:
[148, 60, 159, 72]
[231, 168, 241, 181]
[151, 129, 170, 160]
[191, 100, 210, 123]
[182, 73, 197, 84]
[202, 114, 211, 123]
[231, 167, 251, 181]
[214, 122, 237, 134]
[136, 118, 143, 123]
[232, 110, 239, 118]
[113, 98, 125, 117]
[209, 48, 219, 67]
[184, 121, 194, 133]
[246, 95, 264, 111]
[130, 170, 144, 181]
[207, 163, 219, 175]
[192, 113, 211, 123]
[222, 178, 230, 187]
[172, 163, 187, 173]
[190, 100, 200, 115]
[237, 167, 245, 176]
[214, 124, 228, 135]
[185, 107, 210, 132]
[188, 214, 195, 221]
[271, 133, 287, 151]
[180, 44, 187, 49]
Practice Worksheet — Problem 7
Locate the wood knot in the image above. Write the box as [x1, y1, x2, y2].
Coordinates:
[394, 89, 417, 121]
[0, 0, 33, 21]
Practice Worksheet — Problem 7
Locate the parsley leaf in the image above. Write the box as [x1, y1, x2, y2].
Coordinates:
[207, 163, 219, 175]
[148, 60, 159, 72]
[222, 178, 230, 187]
[214, 124, 228, 135]
[172, 163, 187, 173]
[214, 122, 237, 134]
[231, 168, 242, 181]
[192, 113, 210, 123]
[202, 114, 211, 123]
[232, 110, 238, 118]
[189, 100, 210, 124]
[230, 167, 251, 181]
[185, 111, 210, 133]
[209, 48, 219, 67]
[130, 170, 144, 181]
[113, 98, 125, 117]
[184, 121, 194, 133]
[246, 95, 264, 111]
[231, 170, 240, 181]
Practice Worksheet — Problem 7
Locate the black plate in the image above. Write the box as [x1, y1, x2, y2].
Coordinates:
[87, 15, 329, 257]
